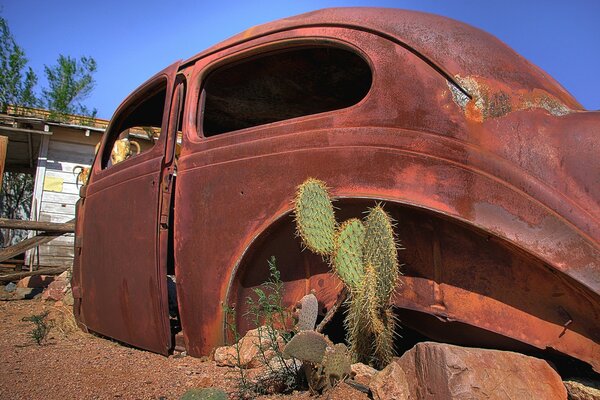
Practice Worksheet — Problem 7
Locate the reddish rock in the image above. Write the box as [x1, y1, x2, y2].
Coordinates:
[214, 327, 282, 368]
[16, 275, 55, 288]
[351, 362, 378, 386]
[564, 378, 600, 400]
[370, 342, 567, 400]
[42, 279, 68, 301]
[370, 360, 411, 400]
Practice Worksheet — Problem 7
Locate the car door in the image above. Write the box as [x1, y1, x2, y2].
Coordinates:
[73, 63, 182, 354]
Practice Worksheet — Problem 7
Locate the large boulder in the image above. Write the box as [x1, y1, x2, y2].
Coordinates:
[370, 342, 567, 399]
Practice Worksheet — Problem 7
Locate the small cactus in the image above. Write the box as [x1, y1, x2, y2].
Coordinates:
[179, 388, 228, 400]
[322, 343, 352, 387]
[294, 178, 337, 256]
[283, 330, 332, 364]
[296, 293, 319, 331]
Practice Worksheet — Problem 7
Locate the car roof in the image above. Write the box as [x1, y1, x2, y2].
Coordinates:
[183, 7, 582, 110]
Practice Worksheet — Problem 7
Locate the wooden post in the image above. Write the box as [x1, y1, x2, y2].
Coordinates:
[0, 135, 7, 189]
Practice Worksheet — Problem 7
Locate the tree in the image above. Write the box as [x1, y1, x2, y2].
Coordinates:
[42, 55, 97, 122]
[0, 17, 38, 113]
[0, 171, 33, 247]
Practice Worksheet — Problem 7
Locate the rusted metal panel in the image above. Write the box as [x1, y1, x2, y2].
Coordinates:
[72, 63, 180, 355]
[78, 8, 599, 372]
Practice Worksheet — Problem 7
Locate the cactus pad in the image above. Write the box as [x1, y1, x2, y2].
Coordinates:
[294, 178, 337, 256]
[363, 205, 399, 305]
[283, 330, 332, 364]
[332, 218, 365, 290]
[296, 293, 319, 331]
[322, 343, 352, 386]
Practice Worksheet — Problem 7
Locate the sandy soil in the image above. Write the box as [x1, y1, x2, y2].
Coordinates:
[0, 300, 366, 400]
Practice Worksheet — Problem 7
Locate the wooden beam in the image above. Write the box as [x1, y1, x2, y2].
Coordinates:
[0, 135, 7, 188]
[0, 232, 65, 263]
[0, 266, 69, 283]
[0, 218, 75, 232]
[0, 125, 52, 136]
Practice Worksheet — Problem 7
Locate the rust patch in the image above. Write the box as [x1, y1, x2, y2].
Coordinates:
[449, 76, 572, 121]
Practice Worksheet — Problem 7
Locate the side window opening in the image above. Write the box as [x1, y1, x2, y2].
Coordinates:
[200, 45, 372, 137]
[102, 79, 167, 169]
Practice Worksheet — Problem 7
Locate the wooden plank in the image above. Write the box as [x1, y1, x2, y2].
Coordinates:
[42, 181, 80, 194]
[0, 136, 7, 188]
[0, 218, 75, 232]
[47, 140, 95, 168]
[45, 169, 80, 185]
[0, 266, 69, 283]
[39, 244, 74, 257]
[40, 202, 76, 215]
[38, 212, 75, 224]
[0, 232, 64, 262]
[31, 135, 49, 219]
[41, 191, 80, 204]
[37, 256, 73, 267]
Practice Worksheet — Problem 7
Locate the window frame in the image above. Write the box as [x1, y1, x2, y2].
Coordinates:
[192, 38, 374, 141]
[99, 76, 170, 171]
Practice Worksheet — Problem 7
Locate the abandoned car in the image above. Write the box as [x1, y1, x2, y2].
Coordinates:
[72, 8, 600, 372]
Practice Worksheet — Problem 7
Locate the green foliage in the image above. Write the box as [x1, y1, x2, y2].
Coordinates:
[293, 178, 401, 368]
[42, 54, 97, 122]
[22, 311, 51, 345]
[294, 178, 337, 256]
[226, 257, 301, 399]
[179, 388, 228, 400]
[0, 16, 39, 112]
[0, 172, 33, 247]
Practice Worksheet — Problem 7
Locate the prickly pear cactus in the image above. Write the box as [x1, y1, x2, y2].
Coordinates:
[179, 387, 228, 400]
[294, 178, 337, 256]
[296, 293, 319, 331]
[363, 205, 399, 307]
[332, 218, 365, 290]
[283, 330, 332, 364]
[293, 179, 401, 369]
[322, 343, 352, 387]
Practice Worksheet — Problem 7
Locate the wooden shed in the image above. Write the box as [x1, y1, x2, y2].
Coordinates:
[0, 108, 107, 269]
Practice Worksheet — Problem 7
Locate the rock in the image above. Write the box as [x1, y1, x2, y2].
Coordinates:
[16, 275, 55, 288]
[564, 378, 600, 399]
[370, 342, 567, 400]
[214, 327, 282, 368]
[5, 282, 16, 292]
[370, 360, 411, 400]
[42, 279, 68, 301]
[351, 362, 378, 386]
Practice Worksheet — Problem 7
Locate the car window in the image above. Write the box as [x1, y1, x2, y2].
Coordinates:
[101, 79, 167, 169]
[198, 45, 372, 137]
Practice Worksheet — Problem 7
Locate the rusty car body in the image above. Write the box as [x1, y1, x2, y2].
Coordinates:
[71, 8, 600, 372]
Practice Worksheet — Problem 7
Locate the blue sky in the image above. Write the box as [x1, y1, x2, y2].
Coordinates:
[3, 0, 599, 119]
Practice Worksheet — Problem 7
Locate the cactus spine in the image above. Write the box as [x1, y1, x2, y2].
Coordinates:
[293, 178, 401, 368]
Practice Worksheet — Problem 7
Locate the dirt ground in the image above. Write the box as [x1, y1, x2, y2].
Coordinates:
[0, 300, 366, 400]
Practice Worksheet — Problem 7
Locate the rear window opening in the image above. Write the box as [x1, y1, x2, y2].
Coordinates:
[200, 45, 372, 136]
